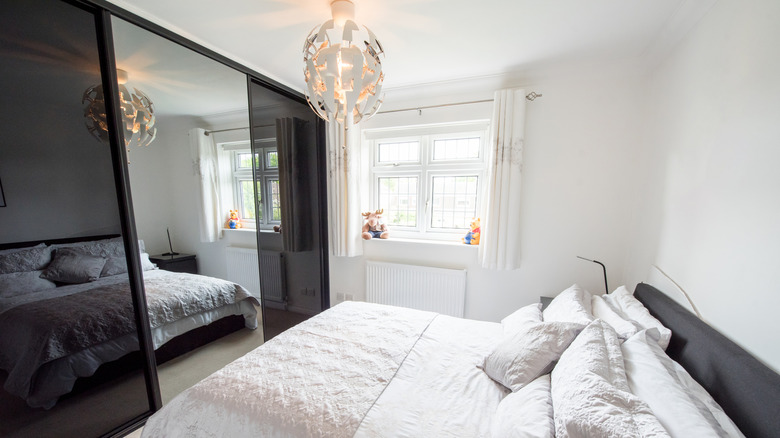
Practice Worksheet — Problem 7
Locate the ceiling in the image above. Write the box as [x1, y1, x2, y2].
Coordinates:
[105, 0, 715, 116]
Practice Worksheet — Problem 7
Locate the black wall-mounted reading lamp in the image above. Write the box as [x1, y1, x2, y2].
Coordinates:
[577, 256, 609, 294]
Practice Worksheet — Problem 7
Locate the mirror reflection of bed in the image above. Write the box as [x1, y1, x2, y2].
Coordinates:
[0, 234, 262, 436]
[0, 241, 151, 437]
[110, 16, 267, 404]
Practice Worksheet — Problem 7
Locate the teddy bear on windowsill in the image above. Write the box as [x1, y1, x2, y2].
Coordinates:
[225, 210, 242, 229]
[463, 218, 480, 245]
[362, 209, 389, 240]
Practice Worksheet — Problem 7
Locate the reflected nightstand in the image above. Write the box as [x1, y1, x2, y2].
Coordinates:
[149, 253, 197, 274]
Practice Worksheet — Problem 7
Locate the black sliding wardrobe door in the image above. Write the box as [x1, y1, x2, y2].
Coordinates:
[0, 0, 153, 437]
[248, 79, 330, 341]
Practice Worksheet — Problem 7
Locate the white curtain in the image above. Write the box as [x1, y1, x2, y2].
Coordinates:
[326, 118, 363, 257]
[190, 128, 222, 242]
[479, 89, 527, 270]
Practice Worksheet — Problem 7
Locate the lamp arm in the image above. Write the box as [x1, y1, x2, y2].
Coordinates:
[576, 256, 609, 294]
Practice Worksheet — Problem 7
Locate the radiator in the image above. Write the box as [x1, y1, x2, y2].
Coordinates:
[259, 250, 286, 303]
[366, 261, 466, 317]
[225, 247, 286, 304]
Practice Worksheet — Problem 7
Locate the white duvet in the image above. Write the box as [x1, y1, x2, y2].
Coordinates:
[142, 302, 743, 438]
[142, 302, 507, 438]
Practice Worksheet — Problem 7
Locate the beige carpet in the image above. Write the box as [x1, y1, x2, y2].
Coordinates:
[157, 321, 265, 404]
[0, 313, 265, 438]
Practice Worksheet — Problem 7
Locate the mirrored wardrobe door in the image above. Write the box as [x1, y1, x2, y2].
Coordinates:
[249, 79, 330, 341]
[0, 0, 151, 436]
[110, 16, 266, 404]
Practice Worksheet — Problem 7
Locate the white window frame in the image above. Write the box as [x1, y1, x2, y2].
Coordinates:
[223, 140, 280, 230]
[365, 121, 489, 241]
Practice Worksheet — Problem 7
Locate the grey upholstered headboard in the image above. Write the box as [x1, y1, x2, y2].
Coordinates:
[634, 282, 780, 438]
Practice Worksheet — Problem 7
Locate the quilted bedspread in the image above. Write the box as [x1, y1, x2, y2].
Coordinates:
[141, 302, 438, 438]
[0, 271, 257, 405]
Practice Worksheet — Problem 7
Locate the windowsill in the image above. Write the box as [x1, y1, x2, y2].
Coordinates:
[223, 227, 255, 233]
[223, 227, 280, 234]
[363, 236, 479, 248]
[223, 228, 477, 248]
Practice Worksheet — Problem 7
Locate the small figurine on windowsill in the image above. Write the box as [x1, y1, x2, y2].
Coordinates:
[463, 218, 480, 245]
[362, 209, 389, 240]
[225, 210, 242, 229]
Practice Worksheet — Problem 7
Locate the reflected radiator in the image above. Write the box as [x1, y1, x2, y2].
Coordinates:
[225, 247, 286, 303]
[366, 261, 466, 317]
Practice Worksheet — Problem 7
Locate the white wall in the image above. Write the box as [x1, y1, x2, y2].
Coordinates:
[625, 0, 780, 372]
[128, 112, 250, 280]
[330, 67, 647, 321]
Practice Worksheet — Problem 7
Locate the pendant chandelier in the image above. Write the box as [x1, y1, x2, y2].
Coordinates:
[83, 69, 157, 153]
[303, 0, 385, 124]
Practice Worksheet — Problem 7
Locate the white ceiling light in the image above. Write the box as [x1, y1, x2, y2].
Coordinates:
[303, 0, 385, 124]
[83, 68, 157, 154]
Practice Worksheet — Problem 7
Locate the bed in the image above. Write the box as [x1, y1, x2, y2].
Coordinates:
[0, 235, 260, 409]
[141, 282, 780, 438]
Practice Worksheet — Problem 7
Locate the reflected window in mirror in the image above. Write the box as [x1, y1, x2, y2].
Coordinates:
[224, 141, 281, 229]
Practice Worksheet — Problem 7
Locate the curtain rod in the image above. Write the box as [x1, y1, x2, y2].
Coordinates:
[376, 91, 542, 116]
[207, 91, 543, 132]
[204, 124, 274, 136]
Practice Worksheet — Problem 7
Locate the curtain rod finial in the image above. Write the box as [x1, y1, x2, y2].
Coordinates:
[526, 92, 542, 101]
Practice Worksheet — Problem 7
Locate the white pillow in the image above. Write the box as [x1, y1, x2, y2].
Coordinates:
[491, 374, 554, 438]
[40, 248, 106, 284]
[591, 294, 639, 341]
[607, 286, 672, 350]
[550, 319, 669, 438]
[542, 284, 593, 325]
[674, 367, 745, 438]
[0, 245, 52, 275]
[0, 242, 46, 256]
[100, 252, 156, 277]
[622, 329, 743, 437]
[501, 302, 543, 336]
[49, 237, 124, 257]
[140, 252, 156, 271]
[483, 321, 584, 391]
[0, 270, 57, 298]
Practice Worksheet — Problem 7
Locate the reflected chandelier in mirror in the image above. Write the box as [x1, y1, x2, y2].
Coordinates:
[83, 68, 157, 154]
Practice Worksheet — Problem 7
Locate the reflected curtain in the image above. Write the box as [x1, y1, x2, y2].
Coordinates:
[326, 119, 363, 257]
[276, 117, 312, 252]
[479, 89, 526, 270]
[190, 128, 222, 242]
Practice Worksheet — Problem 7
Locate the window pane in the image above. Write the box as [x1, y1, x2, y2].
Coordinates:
[430, 175, 478, 229]
[378, 141, 419, 163]
[269, 179, 281, 221]
[378, 176, 417, 226]
[237, 153, 254, 169]
[240, 180, 262, 221]
[257, 180, 264, 220]
[432, 137, 480, 160]
[266, 151, 278, 168]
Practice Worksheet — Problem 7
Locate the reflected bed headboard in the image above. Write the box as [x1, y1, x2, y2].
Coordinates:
[634, 283, 780, 438]
[0, 234, 120, 250]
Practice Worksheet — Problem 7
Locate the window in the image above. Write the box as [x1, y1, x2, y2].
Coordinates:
[366, 121, 489, 240]
[228, 141, 280, 229]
